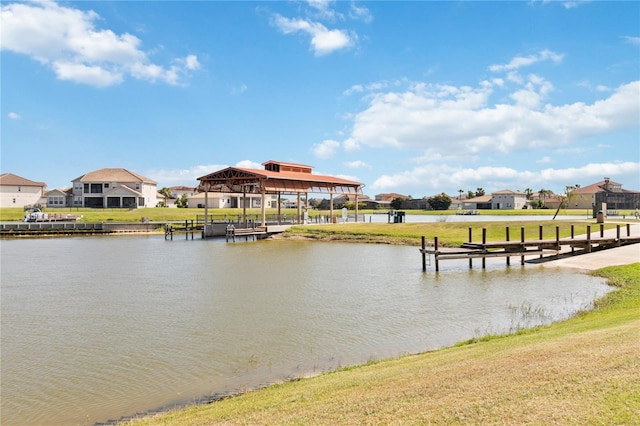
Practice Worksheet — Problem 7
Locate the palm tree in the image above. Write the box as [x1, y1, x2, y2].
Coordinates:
[524, 188, 533, 200]
[538, 188, 552, 207]
[458, 189, 464, 200]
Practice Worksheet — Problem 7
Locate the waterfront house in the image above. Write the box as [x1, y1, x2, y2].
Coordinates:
[45, 188, 72, 208]
[71, 168, 158, 208]
[491, 189, 528, 210]
[0, 173, 47, 208]
[568, 178, 640, 211]
[187, 191, 279, 209]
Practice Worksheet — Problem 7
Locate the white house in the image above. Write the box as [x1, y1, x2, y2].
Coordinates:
[0, 173, 47, 208]
[71, 168, 158, 208]
[491, 189, 528, 210]
[187, 192, 278, 209]
[45, 188, 72, 208]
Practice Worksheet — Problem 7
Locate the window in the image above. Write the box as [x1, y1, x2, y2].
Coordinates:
[84, 184, 89, 193]
[104, 183, 109, 188]
[90, 184, 102, 193]
[18, 186, 21, 192]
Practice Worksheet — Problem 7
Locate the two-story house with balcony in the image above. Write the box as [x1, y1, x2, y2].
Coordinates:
[71, 168, 158, 208]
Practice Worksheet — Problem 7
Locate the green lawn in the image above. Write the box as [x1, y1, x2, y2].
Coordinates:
[3, 207, 630, 223]
[282, 220, 619, 246]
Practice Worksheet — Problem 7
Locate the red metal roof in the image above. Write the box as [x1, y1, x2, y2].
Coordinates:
[197, 163, 363, 195]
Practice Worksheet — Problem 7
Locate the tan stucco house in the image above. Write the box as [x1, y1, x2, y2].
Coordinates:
[568, 178, 640, 210]
[491, 189, 528, 210]
[0, 173, 47, 208]
[71, 168, 158, 208]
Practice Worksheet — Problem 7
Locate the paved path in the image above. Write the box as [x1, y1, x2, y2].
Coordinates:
[542, 223, 640, 270]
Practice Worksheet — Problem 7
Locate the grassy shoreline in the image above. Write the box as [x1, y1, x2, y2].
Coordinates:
[118, 225, 640, 425]
[2, 207, 631, 223]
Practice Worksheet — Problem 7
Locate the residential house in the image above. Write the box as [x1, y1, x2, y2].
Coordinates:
[375, 193, 410, 209]
[331, 193, 376, 209]
[187, 192, 279, 209]
[0, 173, 47, 208]
[45, 188, 72, 208]
[569, 177, 640, 211]
[462, 195, 492, 210]
[71, 168, 158, 208]
[491, 190, 527, 210]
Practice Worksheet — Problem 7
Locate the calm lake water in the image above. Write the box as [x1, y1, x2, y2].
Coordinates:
[1, 235, 611, 425]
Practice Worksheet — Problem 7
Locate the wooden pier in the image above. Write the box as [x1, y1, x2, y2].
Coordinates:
[164, 220, 201, 240]
[420, 223, 640, 272]
[225, 225, 268, 242]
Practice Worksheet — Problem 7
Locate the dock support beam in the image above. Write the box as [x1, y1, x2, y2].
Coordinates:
[434, 236, 439, 272]
[468, 227, 473, 269]
[421, 236, 427, 272]
[505, 227, 510, 266]
[520, 227, 525, 265]
[482, 228, 486, 269]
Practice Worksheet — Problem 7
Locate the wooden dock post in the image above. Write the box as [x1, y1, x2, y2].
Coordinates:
[617, 224, 621, 247]
[505, 226, 510, 266]
[481, 228, 486, 269]
[571, 225, 575, 253]
[434, 236, 440, 272]
[539, 225, 544, 258]
[421, 236, 427, 272]
[555, 226, 560, 258]
[600, 224, 604, 238]
[586, 225, 591, 253]
[520, 227, 525, 265]
[627, 223, 631, 237]
[468, 227, 473, 269]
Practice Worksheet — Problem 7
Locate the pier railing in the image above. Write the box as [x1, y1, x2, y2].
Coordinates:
[420, 223, 639, 272]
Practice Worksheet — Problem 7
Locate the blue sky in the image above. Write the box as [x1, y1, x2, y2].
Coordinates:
[2, 0, 639, 198]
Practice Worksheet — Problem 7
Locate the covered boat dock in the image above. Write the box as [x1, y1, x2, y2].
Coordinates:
[197, 160, 364, 238]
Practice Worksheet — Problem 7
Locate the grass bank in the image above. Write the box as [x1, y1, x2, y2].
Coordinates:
[280, 220, 618, 246]
[122, 262, 640, 425]
[1, 207, 623, 223]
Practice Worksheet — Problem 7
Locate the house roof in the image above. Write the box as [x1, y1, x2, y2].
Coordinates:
[45, 188, 71, 196]
[72, 168, 157, 184]
[376, 193, 409, 201]
[492, 189, 526, 195]
[572, 179, 624, 194]
[170, 185, 196, 191]
[262, 160, 313, 169]
[465, 195, 493, 203]
[0, 173, 46, 187]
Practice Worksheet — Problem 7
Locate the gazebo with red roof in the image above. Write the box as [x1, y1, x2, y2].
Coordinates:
[197, 160, 364, 227]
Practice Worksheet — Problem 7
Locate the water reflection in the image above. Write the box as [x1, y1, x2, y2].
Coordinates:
[0, 236, 610, 425]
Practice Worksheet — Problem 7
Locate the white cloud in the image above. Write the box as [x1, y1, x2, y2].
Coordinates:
[370, 162, 640, 195]
[146, 164, 228, 187]
[344, 160, 370, 169]
[489, 49, 564, 72]
[8, 112, 21, 120]
[0, 1, 200, 87]
[312, 139, 341, 159]
[231, 84, 248, 95]
[537, 156, 553, 164]
[349, 2, 373, 23]
[342, 79, 639, 158]
[624, 36, 640, 46]
[235, 160, 263, 170]
[272, 14, 355, 56]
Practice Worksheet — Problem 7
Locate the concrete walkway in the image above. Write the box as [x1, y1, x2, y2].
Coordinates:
[541, 223, 640, 270]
